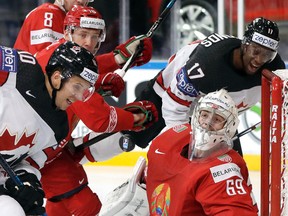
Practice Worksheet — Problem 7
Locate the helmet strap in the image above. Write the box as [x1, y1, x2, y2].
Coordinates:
[48, 74, 64, 110]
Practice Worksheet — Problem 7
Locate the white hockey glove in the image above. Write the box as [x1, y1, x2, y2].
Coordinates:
[99, 156, 149, 216]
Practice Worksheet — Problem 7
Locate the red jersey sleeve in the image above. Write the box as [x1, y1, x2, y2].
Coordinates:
[68, 93, 135, 133]
[95, 52, 120, 74]
[14, 3, 65, 55]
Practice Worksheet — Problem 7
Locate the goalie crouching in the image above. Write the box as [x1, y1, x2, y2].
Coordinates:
[99, 89, 258, 215]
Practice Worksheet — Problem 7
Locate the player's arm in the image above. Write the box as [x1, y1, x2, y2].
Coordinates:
[96, 35, 153, 73]
[157, 43, 204, 127]
[94, 36, 153, 97]
[69, 93, 158, 133]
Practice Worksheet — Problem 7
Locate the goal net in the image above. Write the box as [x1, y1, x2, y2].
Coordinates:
[261, 69, 288, 216]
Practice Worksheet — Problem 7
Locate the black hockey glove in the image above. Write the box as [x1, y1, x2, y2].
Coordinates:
[5, 170, 45, 215]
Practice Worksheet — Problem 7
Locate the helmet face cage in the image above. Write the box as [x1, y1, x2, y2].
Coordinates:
[46, 41, 99, 87]
[189, 89, 239, 161]
[242, 17, 279, 61]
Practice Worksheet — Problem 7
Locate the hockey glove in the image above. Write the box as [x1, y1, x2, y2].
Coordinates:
[96, 72, 125, 97]
[114, 35, 153, 67]
[123, 100, 158, 132]
[5, 170, 45, 215]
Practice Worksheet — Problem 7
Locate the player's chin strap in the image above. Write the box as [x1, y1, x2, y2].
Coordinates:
[48, 76, 65, 110]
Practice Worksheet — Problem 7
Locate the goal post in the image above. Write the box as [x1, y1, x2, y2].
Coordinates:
[261, 68, 288, 216]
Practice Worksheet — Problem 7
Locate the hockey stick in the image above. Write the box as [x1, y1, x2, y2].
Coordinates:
[116, 0, 177, 78]
[0, 153, 23, 187]
[75, 132, 135, 152]
[101, 0, 177, 96]
[232, 121, 261, 141]
[0, 153, 48, 216]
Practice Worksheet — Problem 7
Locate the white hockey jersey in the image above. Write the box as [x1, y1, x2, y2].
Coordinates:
[0, 46, 68, 183]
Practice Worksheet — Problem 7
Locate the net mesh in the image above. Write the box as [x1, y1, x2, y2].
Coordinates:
[273, 70, 288, 215]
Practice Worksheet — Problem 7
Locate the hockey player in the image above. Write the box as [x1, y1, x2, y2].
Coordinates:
[30, 5, 154, 216]
[121, 17, 286, 155]
[146, 89, 259, 215]
[0, 41, 157, 216]
[14, 0, 93, 54]
[36, 5, 152, 98]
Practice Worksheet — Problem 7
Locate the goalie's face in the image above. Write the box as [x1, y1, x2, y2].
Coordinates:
[189, 108, 228, 160]
[198, 110, 226, 131]
[242, 42, 277, 75]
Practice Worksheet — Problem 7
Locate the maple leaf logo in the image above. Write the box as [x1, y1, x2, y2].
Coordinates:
[0, 129, 37, 163]
[0, 129, 36, 150]
[237, 101, 248, 109]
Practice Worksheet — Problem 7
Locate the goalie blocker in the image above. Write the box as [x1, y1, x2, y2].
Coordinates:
[99, 157, 149, 216]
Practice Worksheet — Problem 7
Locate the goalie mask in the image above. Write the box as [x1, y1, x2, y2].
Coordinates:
[189, 89, 239, 161]
[242, 17, 279, 63]
[64, 5, 106, 54]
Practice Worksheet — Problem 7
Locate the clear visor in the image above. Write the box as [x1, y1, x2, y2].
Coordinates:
[246, 42, 277, 63]
[66, 81, 95, 102]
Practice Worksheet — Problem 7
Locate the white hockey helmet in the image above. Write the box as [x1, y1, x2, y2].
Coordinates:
[189, 89, 239, 160]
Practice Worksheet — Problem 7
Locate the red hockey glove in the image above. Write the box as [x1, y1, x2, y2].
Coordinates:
[123, 100, 158, 132]
[95, 72, 125, 97]
[114, 35, 153, 67]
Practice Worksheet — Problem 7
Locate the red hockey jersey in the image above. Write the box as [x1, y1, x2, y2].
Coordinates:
[14, 3, 65, 55]
[146, 124, 258, 216]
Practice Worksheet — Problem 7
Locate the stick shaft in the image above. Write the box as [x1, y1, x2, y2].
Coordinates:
[0, 153, 23, 186]
[232, 122, 261, 141]
[117, 0, 177, 77]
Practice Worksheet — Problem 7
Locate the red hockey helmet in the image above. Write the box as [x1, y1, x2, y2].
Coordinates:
[64, 5, 106, 42]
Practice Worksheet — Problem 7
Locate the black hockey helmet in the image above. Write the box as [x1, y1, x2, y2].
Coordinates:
[242, 17, 279, 51]
[46, 41, 99, 85]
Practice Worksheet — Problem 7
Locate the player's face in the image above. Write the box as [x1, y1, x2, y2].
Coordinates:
[198, 110, 226, 131]
[242, 42, 276, 75]
[70, 28, 102, 54]
[56, 75, 94, 110]
[64, 0, 90, 11]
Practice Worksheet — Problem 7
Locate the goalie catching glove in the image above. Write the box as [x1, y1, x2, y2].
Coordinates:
[95, 72, 125, 97]
[4, 170, 45, 215]
[123, 100, 158, 132]
[114, 35, 152, 67]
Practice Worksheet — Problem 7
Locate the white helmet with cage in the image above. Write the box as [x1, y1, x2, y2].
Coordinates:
[189, 89, 239, 160]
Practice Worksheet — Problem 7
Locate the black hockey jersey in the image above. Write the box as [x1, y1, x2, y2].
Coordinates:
[153, 33, 285, 127]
